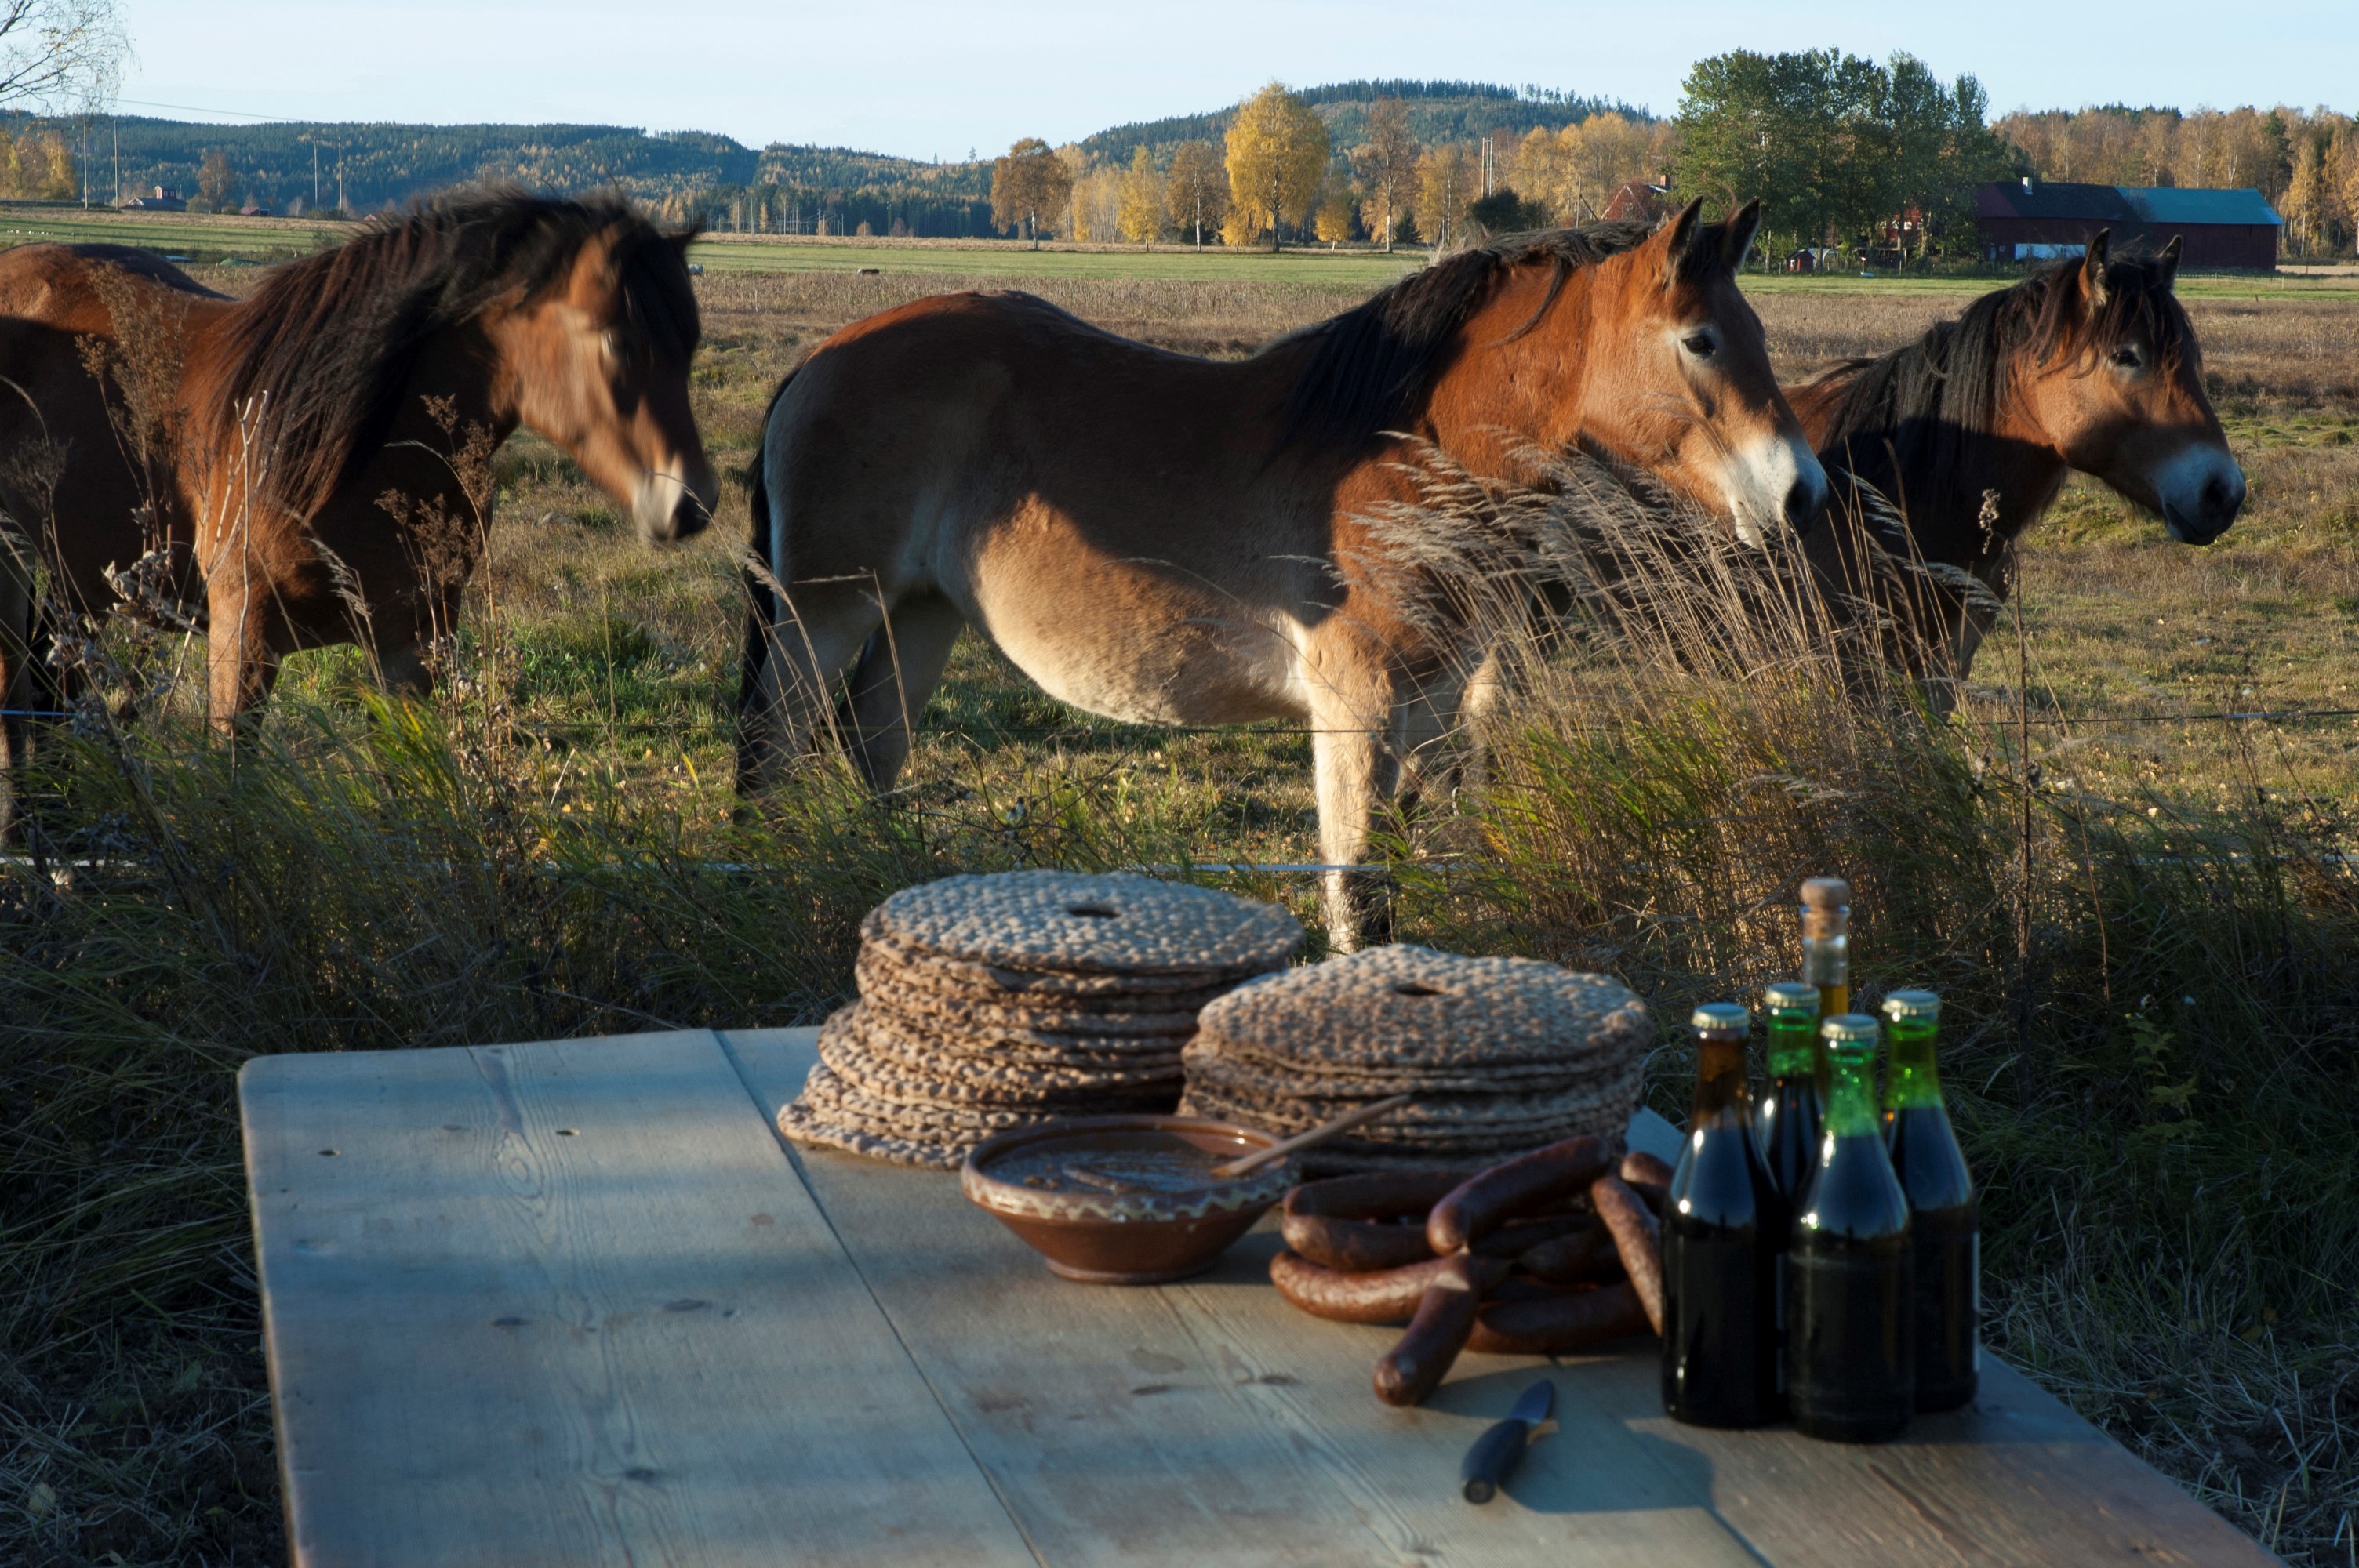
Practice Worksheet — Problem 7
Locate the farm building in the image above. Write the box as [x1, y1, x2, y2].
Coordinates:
[1972, 178, 2281, 270]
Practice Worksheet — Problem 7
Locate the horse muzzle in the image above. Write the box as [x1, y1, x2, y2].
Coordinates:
[1727, 434, 1829, 546]
[634, 463, 719, 544]
[2155, 447, 2245, 546]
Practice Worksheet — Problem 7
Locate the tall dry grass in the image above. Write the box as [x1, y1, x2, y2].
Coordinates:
[1360, 453, 2359, 1560]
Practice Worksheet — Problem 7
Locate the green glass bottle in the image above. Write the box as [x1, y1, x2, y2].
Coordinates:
[1788, 1014, 1914, 1443]
[1662, 1003, 1787, 1428]
[1754, 982, 1823, 1205]
[1881, 989, 1978, 1413]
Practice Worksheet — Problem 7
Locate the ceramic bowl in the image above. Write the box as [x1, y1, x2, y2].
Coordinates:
[961, 1115, 1289, 1284]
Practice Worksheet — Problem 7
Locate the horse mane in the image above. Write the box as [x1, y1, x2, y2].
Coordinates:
[1806, 247, 2190, 542]
[1277, 220, 1659, 451]
[209, 187, 699, 518]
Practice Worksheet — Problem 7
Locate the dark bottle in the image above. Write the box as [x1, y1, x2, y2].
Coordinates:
[1662, 1002, 1787, 1428]
[1754, 981, 1823, 1206]
[1797, 877, 1852, 1042]
[1881, 989, 1979, 1413]
[1788, 1014, 1914, 1443]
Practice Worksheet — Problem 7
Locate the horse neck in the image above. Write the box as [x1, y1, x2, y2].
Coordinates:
[1826, 341, 2070, 577]
[1416, 264, 1598, 466]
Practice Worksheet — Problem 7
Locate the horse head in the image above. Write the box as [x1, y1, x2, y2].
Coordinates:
[2020, 231, 2243, 545]
[492, 218, 718, 544]
[1578, 199, 1829, 546]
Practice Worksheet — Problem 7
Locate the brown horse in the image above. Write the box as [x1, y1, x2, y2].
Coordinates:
[739, 201, 1830, 948]
[0, 191, 715, 810]
[1784, 232, 2242, 692]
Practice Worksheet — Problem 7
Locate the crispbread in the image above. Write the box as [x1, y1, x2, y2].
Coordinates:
[857, 933, 1238, 1011]
[823, 1014, 1183, 1107]
[868, 872, 1303, 978]
[1193, 944, 1647, 1069]
[860, 959, 1207, 1038]
[1180, 1032, 1617, 1098]
[776, 1096, 971, 1171]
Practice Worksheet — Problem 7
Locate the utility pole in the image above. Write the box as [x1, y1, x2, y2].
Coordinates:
[111, 129, 118, 206]
[1481, 136, 1495, 198]
[336, 143, 346, 216]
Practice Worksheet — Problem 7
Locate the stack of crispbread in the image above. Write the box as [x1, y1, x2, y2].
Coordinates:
[779, 871, 1303, 1169]
[1179, 945, 1648, 1173]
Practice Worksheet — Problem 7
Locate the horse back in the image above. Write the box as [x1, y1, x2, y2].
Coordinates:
[0, 243, 225, 332]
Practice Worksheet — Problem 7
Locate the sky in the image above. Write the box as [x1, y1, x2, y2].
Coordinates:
[118, 0, 2359, 157]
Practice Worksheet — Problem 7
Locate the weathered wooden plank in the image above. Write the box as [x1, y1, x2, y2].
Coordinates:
[724, 1026, 2274, 1568]
[242, 1030, 1038, 1568]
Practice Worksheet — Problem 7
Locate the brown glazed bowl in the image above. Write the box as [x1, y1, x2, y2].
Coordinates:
[961, 1115, 1290, 1284]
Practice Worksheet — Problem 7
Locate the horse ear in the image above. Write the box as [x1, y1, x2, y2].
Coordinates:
[1719, 199, 1763, 273]
[2080, 230, 2110, 308]
[1657, 198, 1704, 287]
[2158, 234, 2183, 289]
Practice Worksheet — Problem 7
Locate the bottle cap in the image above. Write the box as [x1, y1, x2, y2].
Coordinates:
[1882, 989, 1941, 1021]
[1799, 877, 1851, 909]
[1819, 1012, 1880, 1045]
[1691, 1002, 1750, 1035]
[1763, 982, 1819, 1013]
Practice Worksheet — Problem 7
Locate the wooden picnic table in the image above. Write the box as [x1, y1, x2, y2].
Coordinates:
[240, 1026, 2275, 1567]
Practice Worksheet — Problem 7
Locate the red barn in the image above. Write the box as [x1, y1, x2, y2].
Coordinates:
[1973, 178, 2280, 270]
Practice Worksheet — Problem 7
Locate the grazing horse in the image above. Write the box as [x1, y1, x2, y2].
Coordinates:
[1784, 232, 2243, 693]
[739, 201, 1830, 949]
[0, 191, 715, 813]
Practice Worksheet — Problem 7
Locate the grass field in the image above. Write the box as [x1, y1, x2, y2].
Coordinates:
[2, 238, 2357, 1564]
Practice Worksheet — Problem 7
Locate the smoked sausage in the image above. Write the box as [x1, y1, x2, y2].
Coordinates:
[1285, 1171, 1473, 1221]
[1515, 1222, 1622, 1284]
[1467, 1281, 1650, 1355]
[1467, 1212, 1592, 1260]
[1427, 1136, 1615, 1255]
[1372, 1255, 1484, 1407]
[1281, 1171, 1468, 1272]
[1281, 1212, 1433, 1273]
[1590, 1174, 1664, 1335]
[1621, 1149, 1674, 1213]
[1271, 1249, 1508, 1324]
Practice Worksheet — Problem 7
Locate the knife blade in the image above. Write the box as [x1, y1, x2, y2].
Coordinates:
[1459, 1377, 1555, 1503]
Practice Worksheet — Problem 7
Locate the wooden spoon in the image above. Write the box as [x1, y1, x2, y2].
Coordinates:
[1212, 1094, 1415, 1180]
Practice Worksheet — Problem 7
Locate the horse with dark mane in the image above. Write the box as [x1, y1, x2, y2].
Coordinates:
[740, 201, 1830, 948]
[1785, 232, 2242, 691]
[0, 191, 714, 812]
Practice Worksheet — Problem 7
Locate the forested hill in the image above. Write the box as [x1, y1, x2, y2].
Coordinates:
[14, 79, 1634, 234]
[1077, 80, 1649, 165]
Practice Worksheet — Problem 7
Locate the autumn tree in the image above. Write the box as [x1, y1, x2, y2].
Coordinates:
[2284, 138, 2324, 256]
[1165, 138, 1227, 249]
[197, 147, 234, 209]
[1313, 169, 1355, 246]
[1350, 96, 1418, 253]
[1415, 142, 1472, 248]
[991, 137, 1073, 248]
[0, 0, 127, 114]
[1117, 144, 1164, 249]
[1224, 82, 1329, 252]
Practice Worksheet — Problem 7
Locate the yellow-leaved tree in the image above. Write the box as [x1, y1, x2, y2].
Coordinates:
[1224, 82, 1329, 252]
[1165, 139, 1228, 249]
[991, 137, 1074, 248]
[1313, 169, 1356, 247]
[1350, 97, 1419, 253]
[1416, 143, 1472, 249]
[1118, 144, 1164, 249]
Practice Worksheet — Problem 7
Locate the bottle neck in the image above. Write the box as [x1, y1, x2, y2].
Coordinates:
[1691, 1036, 1751, 1124]
[1801, 931, 1848, 989]
[1883, 1017, 1944, 1110]
[1823, 1047, 1880, 1138]
[1765, 1011, 1819, 1080]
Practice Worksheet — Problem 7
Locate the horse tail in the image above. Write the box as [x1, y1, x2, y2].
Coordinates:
[735, 370, 797, 793]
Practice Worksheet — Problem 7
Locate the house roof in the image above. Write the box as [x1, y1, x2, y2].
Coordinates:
[1976, 179, 2280, 227]
[2120, 186, 2281, 226]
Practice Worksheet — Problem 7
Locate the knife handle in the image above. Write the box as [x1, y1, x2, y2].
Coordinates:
[1459, 1418, 1530, 1504]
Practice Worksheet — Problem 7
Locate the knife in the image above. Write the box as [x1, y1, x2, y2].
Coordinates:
[1459, 1377, 1555, 1504]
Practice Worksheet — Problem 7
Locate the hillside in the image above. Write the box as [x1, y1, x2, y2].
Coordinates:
[9, 80, 1641, 238]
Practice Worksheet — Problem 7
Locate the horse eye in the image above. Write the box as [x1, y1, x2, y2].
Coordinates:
[1683, 332, 1717, 358]
[2111, 346, 2143, 369]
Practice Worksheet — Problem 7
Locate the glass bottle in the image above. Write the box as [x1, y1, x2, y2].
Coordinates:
[1754, 981, 1823, 1206]
[1788, 1014, 1914, 1443]
[1798, 877, 1852, 1031]
[1881, 989, 1979, 1413]
[1662, 1002, 1787, 1428]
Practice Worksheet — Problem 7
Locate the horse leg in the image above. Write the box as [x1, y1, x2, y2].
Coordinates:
[837, 590, 964, 791]
[0, 539, 31, 841]
[1309, 681, 1404, 953]
[205, 579, 282, 734]
[736, 578, 888, 794]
